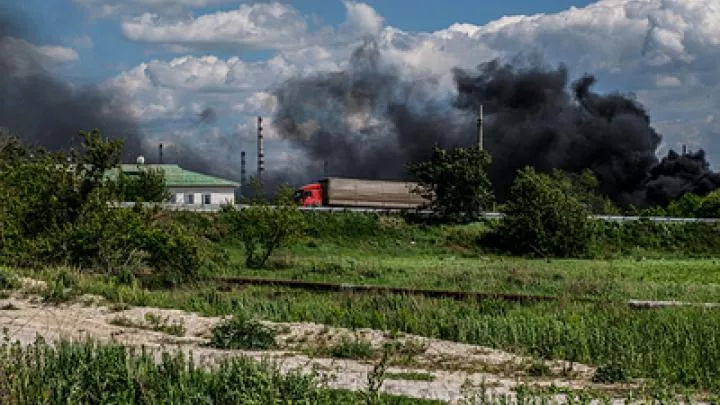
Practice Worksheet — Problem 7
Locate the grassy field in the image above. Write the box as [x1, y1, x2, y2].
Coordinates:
[7, 214, 720, 397]
[0, 336, 439, 404]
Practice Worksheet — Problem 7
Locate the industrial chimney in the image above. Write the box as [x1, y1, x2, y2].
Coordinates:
[477, 104, 484, 150]
[682, 145, 687, 155]
[257, 116, 264, 182]
[159, 143, 164, 164]
[241, 151, 247, 194]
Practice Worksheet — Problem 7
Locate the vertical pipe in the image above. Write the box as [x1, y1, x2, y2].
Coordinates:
[240, 151, 246, 195]
[477, 104, 484, 150]
[257, 116, 264, 182]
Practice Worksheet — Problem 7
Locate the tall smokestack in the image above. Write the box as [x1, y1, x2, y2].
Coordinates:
[241, 151, 246, 194]
[477, 104, 484, 150]
[682, 145, 687, 155]
[257, 116, 264, 181]
[159, 143, 164, 164]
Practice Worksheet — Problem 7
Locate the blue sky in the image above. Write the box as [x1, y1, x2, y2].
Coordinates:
[18, 0, 594, 82]
[4, 0, 720, 176]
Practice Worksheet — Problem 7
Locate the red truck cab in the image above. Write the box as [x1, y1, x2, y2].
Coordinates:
[294, 183, 323, 207]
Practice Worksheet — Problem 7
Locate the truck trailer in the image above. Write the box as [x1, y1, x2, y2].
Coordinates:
[294, 177, 428, 209]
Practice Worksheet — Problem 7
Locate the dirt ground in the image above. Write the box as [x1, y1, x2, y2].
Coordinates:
[0, 282, 644, 404]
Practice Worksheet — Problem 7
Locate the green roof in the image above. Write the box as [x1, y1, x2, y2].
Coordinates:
[108, 164, 239, 187]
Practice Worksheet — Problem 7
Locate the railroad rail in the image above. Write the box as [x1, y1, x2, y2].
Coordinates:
[110, 202, 720, 223]
[214, 276, 720, 309]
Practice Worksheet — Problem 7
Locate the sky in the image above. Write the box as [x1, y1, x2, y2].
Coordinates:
[3, 0, 720, 180]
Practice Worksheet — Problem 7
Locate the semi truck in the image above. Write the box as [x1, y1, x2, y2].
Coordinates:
[294, 177, 428, 209]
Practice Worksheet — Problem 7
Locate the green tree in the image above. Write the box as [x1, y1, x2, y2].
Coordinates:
[407, 145, 494, 223]
[221, 181, 306, 268]
[666, 192, 704, 217]
[697, 190, 720, 218]
[493, 166, 594, 258]
[114, 166, 170, 202]
[550, 169, 618, 215]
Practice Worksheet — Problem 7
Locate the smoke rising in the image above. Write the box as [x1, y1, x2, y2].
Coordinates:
[0, 7, 219, 176]
[273, 41, 720, 207]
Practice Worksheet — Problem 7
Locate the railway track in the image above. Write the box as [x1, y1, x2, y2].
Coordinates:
[111, 202, 720, 223]
[213, 276, 720, 309]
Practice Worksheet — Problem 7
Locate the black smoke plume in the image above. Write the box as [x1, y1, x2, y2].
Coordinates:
[0, 7, 218, 175]
[273, 41, 720, 207]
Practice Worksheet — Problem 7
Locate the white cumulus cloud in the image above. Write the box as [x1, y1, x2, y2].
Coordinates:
[104, 0, 720, 164]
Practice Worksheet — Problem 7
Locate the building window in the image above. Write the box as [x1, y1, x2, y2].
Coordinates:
[169, 194, 177, 204]
[203, 193, 211, 205]
[185, 194, 194, 205]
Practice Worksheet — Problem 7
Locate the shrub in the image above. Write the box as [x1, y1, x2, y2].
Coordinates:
[0, 267, 20, 290]
[327, 336, 374, 359]
[221, 188, 306, 268]
[210, 312, 277, 350]
[408, 145, 494, 223]
[488, 167, 594, 257]
[592, 362, 628, 383]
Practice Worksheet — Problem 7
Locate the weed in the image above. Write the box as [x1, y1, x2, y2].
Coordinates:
[109, 313, 186, 337]
[210, 312, 277, 350]
[385, 371, 435, 381]
[327, 335, 374, 359]
[0, 302, 19, 310]
[0, 337, 436, 404]
[593, 361, 628, 384]
[42, 269, 79, 303]
[0, 267, 20, 291]
[527, 361, 553, 377]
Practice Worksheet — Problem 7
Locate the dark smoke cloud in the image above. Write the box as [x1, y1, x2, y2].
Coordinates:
[0, 7, 220, 177]
[197, 107, 217, 125]
[274, 41, 467, 182]
[273, 41, 720, 207]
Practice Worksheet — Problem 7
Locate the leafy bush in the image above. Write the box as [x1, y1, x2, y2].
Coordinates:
[221, 186, 306, 268]
[327, 336, 374, 359]
[210, 312, 277, 350]
[408, 145, 494, 223]
[487, 167, 594, 257]
[0, 131, 222, 286]
[592, 362, 628, 383]
[0, 267, 20, 291]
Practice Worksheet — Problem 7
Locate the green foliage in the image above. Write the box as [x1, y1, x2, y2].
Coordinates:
[408, 145, 494, 223]
[0, 267, 20, 290]
[42, 270, 80, 303]
[221, 185, 306, 268]
[113, 166, 170, 202]
[0, 337, 423, 404]
[0, 130, 219, 286]
[592, 362, 628, 384]
[210, 312, 277, 350]
[550, 169, 618, 215]
[490, 167, 595, 257]
[594, 220, 720, 257]
[327, 336, 374, 359]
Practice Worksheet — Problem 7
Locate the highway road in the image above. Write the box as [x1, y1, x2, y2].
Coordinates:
[110, 202, 720, 223]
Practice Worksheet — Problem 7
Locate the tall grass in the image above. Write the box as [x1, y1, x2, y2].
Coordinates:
[0, 336, 438, 404]
[69, 275, 720, 393]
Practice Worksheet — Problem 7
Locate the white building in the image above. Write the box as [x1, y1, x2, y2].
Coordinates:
[119, 163, 239, 205]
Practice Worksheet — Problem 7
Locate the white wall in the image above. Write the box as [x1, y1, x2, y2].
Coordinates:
[169, 186, 236, 205]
